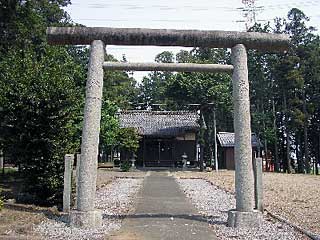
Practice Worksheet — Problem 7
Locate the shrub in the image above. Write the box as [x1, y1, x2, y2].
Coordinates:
[0, 47, 84, 204]
[120, 160, 131, 172]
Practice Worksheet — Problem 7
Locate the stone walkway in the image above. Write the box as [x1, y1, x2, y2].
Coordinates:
[109, 171, 217, 240]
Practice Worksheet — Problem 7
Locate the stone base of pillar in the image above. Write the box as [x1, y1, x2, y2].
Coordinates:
[227, 210, 262, 228]
[69, 209, 102, 228]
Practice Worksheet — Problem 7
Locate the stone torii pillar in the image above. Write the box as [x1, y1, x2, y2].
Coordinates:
[227, 44, 262, 227]
[70, 40, 105, 228]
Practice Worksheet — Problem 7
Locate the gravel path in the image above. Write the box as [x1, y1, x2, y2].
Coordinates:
[97, 169, 146, 189]
[35, 178, 143, 240]
[177, 178, 308, 240]
[175, 171, 320, 236]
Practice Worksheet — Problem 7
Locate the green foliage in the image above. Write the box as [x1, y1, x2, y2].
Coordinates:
[120, 161, 131, 172]
[155, 51, 175, 63]
[0, 0, 71, 54]
[166, 71, 232, 110]
[166, 48, 233, 165]
[0, 0, 140, 204]
[117, 128, 140, 172]
[0, 0, 90, 204]
[0, 46, 83, 203]
[100, 100, 120, 148]
[247, 8, 320, 173]
[117, 128, 141, 153]
[137, 48, 233, 164]
[137, 51, 175, 108]
[100, 54, 139, 156]
[103, 55, 138, 109]
[136, 8, 320, 174]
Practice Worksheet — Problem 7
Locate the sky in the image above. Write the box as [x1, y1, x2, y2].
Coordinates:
[65, 0, 320, 81]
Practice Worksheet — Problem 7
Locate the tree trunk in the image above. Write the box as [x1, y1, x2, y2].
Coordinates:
[303, 90, 310, 173]
[296, 133, 304, 173]
[111, 146, 114, 162]
[262, 107, 269, 171]
[282, 133, 287, 173]
[283, 94, 292, 173]
[272, 98, 280, 172]
[286, 133, 292, 173]
[317, 133, 320, 175]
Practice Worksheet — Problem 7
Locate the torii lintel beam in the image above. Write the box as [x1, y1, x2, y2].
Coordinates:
[103, 62, 234, 73]
[47, 27, 290, 51]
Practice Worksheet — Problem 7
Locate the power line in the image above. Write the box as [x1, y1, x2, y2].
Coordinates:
[66, 1, 320, 33]
[238, 0, 263, 30]
[68, 0, 320, 12]
[72, 18, 245, 23]
[70, 3, 238, 11]
[235, 0, 320, 30]
[70, 16, 317, 31]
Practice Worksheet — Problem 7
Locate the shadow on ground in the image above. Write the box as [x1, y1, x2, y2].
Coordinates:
[103, 213, 226, 225]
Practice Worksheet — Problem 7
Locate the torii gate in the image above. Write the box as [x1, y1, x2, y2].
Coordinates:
[47, 27, 289, 229]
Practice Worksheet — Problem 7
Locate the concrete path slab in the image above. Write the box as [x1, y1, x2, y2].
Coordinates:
[109, 171, 217, 240]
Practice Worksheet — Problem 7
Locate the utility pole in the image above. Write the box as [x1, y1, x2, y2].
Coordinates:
[213, 109, 218, 172]
[194, 103, 218, 172]
[237, 0, 264, 31]
[199, 109, 205, 172]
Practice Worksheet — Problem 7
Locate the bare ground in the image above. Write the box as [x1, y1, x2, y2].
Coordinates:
[0, 204, 58, 239]
[0, 168, 146, 239]
[96, 168, 146, 189]
[174, 170, 320, 236]
[2, 169, 318, 238]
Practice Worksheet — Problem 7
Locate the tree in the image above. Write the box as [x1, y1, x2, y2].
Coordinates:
[272, 8, 317, 173]
[0, 0, 71, 54]
[100, 54, 139, 160]
[247, 8, 320, 174]
[0, 46, 83, 203]
[103, 55, 138, 109]
[165, 48, 233, 166]
[99, 100, 119, 160]
[117, 128, 140, 154]
[304, 37, 320, 174]
[0, 0, 89, 203]
[137, 51, 175, 108]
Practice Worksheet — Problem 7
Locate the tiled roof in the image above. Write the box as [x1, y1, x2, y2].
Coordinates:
[119, 110, 200, 136]
[217, 132, 261, 147]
